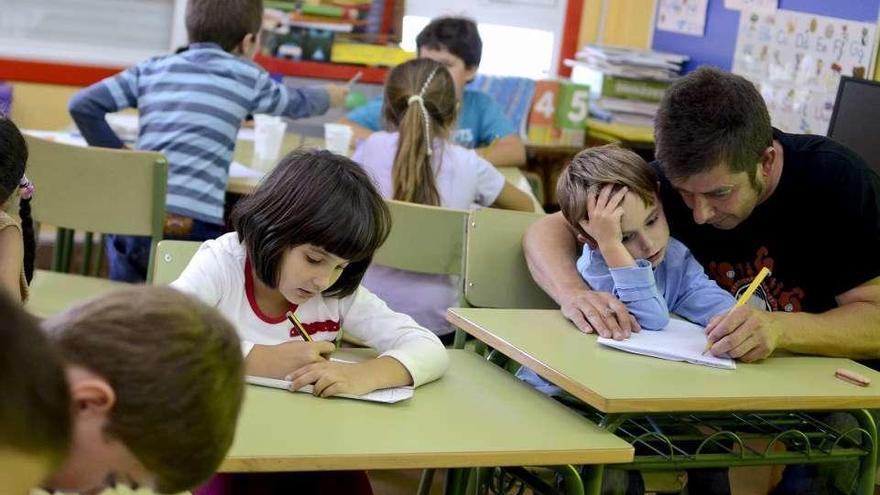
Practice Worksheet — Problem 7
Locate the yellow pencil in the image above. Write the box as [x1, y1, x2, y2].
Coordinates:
[286, 311, 313, 343]
[702, 266, 771, 355]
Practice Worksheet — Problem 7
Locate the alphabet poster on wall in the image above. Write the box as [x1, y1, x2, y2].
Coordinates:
[732, 9, 877, 135]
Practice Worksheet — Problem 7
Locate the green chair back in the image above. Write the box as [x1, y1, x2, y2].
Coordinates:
[151, 240, 202, 285]
[463, 208, 557, 309]
[24, 135, 167, 281]
[372, 200, 469, 276]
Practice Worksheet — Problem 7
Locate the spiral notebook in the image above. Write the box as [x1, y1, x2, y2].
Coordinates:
[596, 318, 736, 369]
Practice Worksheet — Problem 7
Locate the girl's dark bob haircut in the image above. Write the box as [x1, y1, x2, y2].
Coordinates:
[231, 149, 391, 297]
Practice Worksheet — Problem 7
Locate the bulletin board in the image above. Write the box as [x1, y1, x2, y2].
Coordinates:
[650, 0, 880, 135]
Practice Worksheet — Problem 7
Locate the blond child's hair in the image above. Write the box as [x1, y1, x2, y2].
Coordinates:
[557, 145, 659, 244]
[43, 286, 245, 493]
[382, 58, 458, 206]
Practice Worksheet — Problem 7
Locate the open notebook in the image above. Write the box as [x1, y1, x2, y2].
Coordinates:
[596, 318, 736, 369]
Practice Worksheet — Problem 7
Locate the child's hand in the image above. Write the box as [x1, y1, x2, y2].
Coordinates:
[581, 185, 627, 247]
[286, 361, 376, 398]
[246, 341, 335, 379]
[324, 84, 349, 108]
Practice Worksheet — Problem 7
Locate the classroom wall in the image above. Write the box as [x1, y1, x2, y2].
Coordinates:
[578, 0, 655, 50]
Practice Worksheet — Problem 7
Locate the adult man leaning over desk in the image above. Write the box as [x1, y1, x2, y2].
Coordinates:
[524, 66, 880, 365]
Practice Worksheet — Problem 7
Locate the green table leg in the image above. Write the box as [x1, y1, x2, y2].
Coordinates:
[855, 409, 878, 495]
[444, 468, 471, 495]
[584, 414, 629, 495]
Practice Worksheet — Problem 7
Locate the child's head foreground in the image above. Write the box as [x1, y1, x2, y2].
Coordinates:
[558, 145, 670, 266]
[382, 58, 457, 205]
[185, 0, 264, 56]
[0, 291, 70, 494]
[416, 16, 481, 97]
[0, 114, 35, 286]
[232, 149, 391, 303]
[42, 286, 244, 494]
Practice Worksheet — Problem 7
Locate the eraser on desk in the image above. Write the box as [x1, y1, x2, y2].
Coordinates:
[835, 368, 871, 387]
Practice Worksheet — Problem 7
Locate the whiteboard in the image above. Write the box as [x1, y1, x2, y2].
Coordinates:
[0, 0, 184, 67]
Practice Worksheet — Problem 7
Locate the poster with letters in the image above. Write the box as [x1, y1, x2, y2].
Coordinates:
[732, 9, 877, 135]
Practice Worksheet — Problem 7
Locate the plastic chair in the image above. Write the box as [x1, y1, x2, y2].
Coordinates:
[371, 199, 470, 347]
[150, 240, 202, 285]
[462, 207, 556, 310]
[23, 135, 167, 318]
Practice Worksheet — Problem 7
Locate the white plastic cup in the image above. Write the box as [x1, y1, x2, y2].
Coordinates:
[323, 123, 353, 156]
[252, 115, 288, 172]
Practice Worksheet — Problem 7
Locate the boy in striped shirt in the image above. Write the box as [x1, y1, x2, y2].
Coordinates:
[69, 0, 347, 282]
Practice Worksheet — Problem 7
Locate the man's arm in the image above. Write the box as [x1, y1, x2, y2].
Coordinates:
[523, 212, 637, 338]
[478, 134, 526, 167]
[706, 276, 880, 361]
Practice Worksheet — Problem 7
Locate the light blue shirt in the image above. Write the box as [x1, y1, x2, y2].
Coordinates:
[517, 237, 736, 396]
[345, 89, 516, 149]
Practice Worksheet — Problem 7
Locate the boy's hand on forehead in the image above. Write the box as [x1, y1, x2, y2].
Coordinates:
[581, 185, 635, 269]
[582, 185, 627, 247]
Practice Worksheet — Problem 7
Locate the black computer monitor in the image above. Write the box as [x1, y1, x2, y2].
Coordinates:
[827, 76, 880, 174]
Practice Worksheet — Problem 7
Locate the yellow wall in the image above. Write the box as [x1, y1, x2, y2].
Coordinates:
[578, 0, 655, 50]
[9, 82, 80, 130]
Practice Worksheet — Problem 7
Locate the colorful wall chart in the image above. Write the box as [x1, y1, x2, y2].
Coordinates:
[657, 0, 709, 37]
[732, 9, 877, 134]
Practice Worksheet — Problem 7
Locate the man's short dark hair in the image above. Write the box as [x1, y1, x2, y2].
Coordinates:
[231, 149, 391, 298]
[416, 16, 482, 69]
[0, 291, 71, 468]
[186, 0, 263, 52]
[655, 66, 773, 181]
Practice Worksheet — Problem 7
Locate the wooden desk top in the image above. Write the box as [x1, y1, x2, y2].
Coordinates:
[448, 308, 880, 414]
[221, 349, 633, 472]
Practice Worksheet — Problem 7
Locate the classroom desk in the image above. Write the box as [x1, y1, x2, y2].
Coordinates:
[448, 308, 880, 493]
[229, 135, 545, 213]
[26, 270, 127, 318]
[222, 349, 633, 494]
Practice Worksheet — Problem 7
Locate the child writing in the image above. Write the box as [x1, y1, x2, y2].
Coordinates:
[69, 0, 348, 283]
[0, 291, 70, 494]
[171, 148, 449, 395]
[0, 115, 34, 302]
[353, 58, 533, 343]
[41, 287, 244, 494]
[518, 145, 736, 394]
[341, 16, 525, 166]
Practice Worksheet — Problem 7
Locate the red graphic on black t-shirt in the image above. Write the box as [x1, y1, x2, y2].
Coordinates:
[707, 247, 804, 313]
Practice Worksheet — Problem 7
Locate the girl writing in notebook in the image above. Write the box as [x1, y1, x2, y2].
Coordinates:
[0, 115, 35, 302]
[171, 149, 448, 398]
[353, 58, 533, 343]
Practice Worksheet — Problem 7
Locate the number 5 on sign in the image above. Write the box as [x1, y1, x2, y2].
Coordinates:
[556, 82, 590, 129]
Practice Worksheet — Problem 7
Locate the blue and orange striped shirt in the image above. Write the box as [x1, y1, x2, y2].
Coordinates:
[69, 42, 329, 225]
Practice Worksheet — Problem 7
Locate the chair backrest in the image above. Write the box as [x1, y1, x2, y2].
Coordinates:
[151, 240, 202, 285]
[24, 135, 167, 280]
[463, 207, 557, 309]
[372, 200, 469, 276]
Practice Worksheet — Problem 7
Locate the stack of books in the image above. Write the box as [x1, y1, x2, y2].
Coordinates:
[566, 45, 688, 128]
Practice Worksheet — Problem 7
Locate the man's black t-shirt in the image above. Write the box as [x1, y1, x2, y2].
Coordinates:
[658, 129, 880, 315]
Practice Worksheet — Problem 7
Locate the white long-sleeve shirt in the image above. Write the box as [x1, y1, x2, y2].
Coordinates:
[171, 233, 449, 387]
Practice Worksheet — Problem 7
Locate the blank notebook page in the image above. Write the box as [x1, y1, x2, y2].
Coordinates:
[597, 318, 736, 370]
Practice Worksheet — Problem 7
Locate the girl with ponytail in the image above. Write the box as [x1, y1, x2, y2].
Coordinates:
[0, 114, 34, 302]
[353, 58, 533, 343]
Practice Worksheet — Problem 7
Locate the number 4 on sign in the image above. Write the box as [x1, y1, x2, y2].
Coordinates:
[534, 90, 556, 119]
